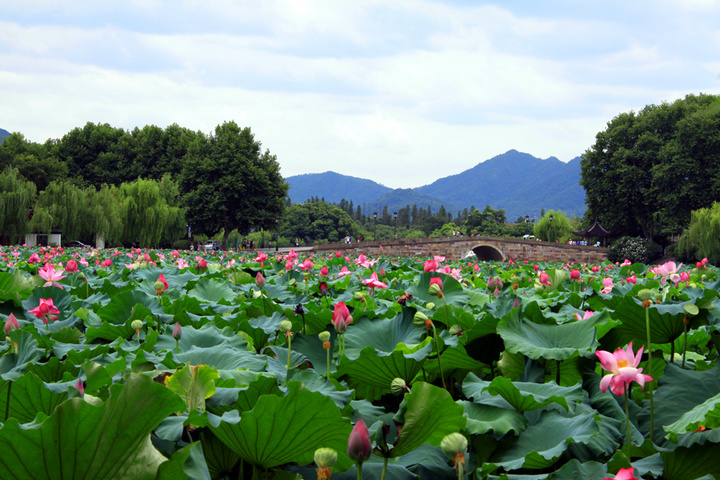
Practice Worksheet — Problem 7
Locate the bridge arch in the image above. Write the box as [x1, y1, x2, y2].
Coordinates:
[469, 244, 505, 261]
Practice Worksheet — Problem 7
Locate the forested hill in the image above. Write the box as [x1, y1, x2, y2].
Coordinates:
[287, 150, 585, 221]
[0, 128, 10, 142]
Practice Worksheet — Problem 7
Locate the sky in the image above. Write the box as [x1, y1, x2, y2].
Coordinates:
[2, 1, 720, 189]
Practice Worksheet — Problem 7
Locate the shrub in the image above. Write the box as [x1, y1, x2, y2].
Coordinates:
[608, 236, 650, 264]
[172, 239, 191, 250]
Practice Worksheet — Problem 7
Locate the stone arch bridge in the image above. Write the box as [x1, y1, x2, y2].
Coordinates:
[311, 236, 608, 264]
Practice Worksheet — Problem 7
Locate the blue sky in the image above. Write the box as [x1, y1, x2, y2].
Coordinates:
[2, 0, 719, 188]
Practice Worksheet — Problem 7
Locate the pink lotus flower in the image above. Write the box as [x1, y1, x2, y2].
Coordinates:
[538, 272, 551, 286]
[434, 255, 446, 263]
[655, 261, 682, 285]
[362, 272, 387, 290]
[336, 251, 343, 258]
[175, 258, 189, 269]
[28, 253, 40, 264]
[65, 259, 78, 273]
[101, 258, 112, 268]
[604, 467, 638, 480]
[430, 277, 444, 291]
[592, 265, 600, 273]
[74, 378, 85, 396]
[255, 252, 267, 265]
[299, 258, 313, 271]
[621, 259, 632, 267]
[596, 342, 653, 396]
[424, 259, 437, 272]
[570, 269, 580, 281]
[195, 257, 207, 270]
[287, 249, 298, 261]
[348, 418, 372, 462]
[601, 277, 613, 294]
[574, 310, 594, 320]
[332, 302, 353, 333]
[626, 274, 637, 285]
[39, 264, 66, 288]
[337, 266, 352, 277]
[320, 266, 329, 277]
[285, 259, 296, 271]
[679, 271, 690, 283]
[29, 298, 60, 325]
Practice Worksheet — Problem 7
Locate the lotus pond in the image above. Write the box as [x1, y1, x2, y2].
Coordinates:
[1, 246, 720, 480]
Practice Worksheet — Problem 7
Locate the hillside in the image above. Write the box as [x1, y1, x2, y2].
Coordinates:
[286, 171, 392, 205]
[0, 128, 10, 142]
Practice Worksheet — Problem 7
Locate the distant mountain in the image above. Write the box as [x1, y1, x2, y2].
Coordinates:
[286, 150, 587, 221]
[418, 150, 585, 220]
[286, 171, 392, 205]
[0, 128, 9, 142]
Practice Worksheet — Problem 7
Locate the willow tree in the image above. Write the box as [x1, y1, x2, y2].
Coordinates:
[533, 210, 572, 243]
[0, 167, 36, 244]
[179, 122, 289, 248]
[118, 178, 185, 247]
[32, 181, 88, 242]
[676, 202, 720, 264]
[87, 185, 123, 246]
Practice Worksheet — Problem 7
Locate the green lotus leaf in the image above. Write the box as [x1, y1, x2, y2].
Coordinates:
[459, 400, 528, 436]
[96, 290, 163, 325]
[0, 371, 68, 423]
[208, 374, 281, 414]
[82, 359, 127, 393]
[390, 382, 466, 457]
[187, 279, 238, 303]
[26, 356, 79, 383]
[0, 373, 186, 480]
[283, 370, 352, 408]
[344, 308, 424, 358]
[489, 410, 600, 471]
[497, 311, 598, 361]
[336, 343, 432, 401]
[484, 376, 585, 413]
[85, 320, 135, 342]
[661, 441, 720, 480]
[210, 380, 353, 471]
[155, 441, 211, 480]
[0, 270, 35, 304]
[654, 363, 720, 444]
[0, 329, 44, 381]
[548, 459, 608, 480]
[199, 431, 241, 480]
[165, 362, 219, 413]
[611, 296, 694, 346]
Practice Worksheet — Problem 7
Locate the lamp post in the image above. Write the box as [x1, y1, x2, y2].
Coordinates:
[275, 218, 279, 252]
[548, 214, 554, 242]
[393, 211, 398, 239]
[373, 212, 378, 241]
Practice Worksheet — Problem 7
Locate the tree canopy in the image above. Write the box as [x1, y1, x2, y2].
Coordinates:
[581, 93, 720, 239]
[179, 122, 289, 248]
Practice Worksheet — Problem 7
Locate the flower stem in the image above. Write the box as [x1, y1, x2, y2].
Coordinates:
[357, 461, 363, 480]
[381, 456, 389, 480]
[431, 323, 446, 390]
[625, 390, 631, 462]
[682, 322, 688, 369]
[645, 305, 655, 440]
[326, 346, 331, 382]
[286, 334, 292, 371]
[5, 380, 11, 422]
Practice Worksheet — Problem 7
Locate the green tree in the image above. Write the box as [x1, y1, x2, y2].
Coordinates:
[0, 167, 36, 243]
[179, 122, 289, 248]
[32, 181, 88, 242]
[581, 93, 720, 239]
[0, 133, 68, 191]
[533, 210, 572, 242]
[676, 202, 720, 264]
[281, 202, 357, 243]
[118, 178, 185, 247]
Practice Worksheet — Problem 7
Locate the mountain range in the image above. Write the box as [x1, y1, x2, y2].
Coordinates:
[0, 128, 10, 141]
[287, 150, 586, 221]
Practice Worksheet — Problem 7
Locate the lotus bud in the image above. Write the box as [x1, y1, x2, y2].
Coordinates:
[513, 297, 520, 308]
[413, 311, 428, 327]
[487, 277, 495, 289]
[318, 330, 331, 342]
[4, 313, 19, 335]
[172, 322, 182, 340]
[131, 319, 143, 331]
[347, 419, 372, 462]
[390, 377, 407, 395]
[255, 272, 265, 288]
[427, 302, 435, 310]
[279, 319, 293, 332]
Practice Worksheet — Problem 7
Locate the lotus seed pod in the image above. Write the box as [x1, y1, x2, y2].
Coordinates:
[413, 311, 428, 327]
[440, 433, 468, 460]
[390, 377, 407, 395]
[154, 281, 165, 291]
[279, 319, 293, 332]
[428, 283, 442, 296]
[353, 291, 365, 301]
[314, 447, 338, 468]
[318, 331, 331, 342]
[637, 289, 653, 301]
[448, 325, 462, 336]
[131, 319, 143, 330]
